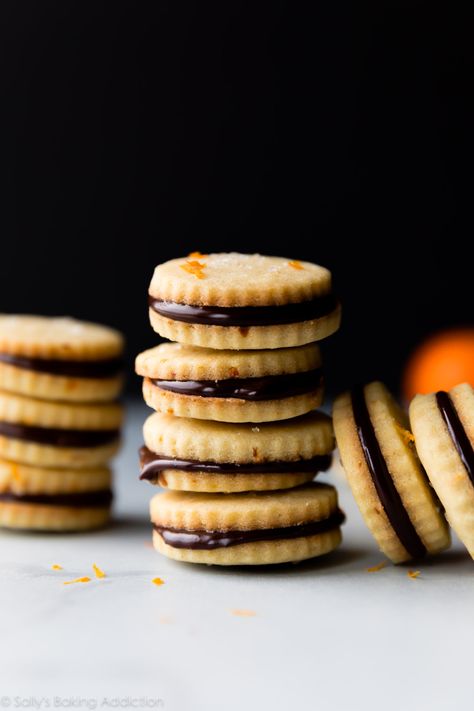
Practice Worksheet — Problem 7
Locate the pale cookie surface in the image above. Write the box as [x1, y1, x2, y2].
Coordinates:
[0, 438, 119, 468]
[0, 460, 111, 495]
[149, 253, 332, 307]
[0, 315, 124, 359]
[144, 411, 334, 463]
[150, 483, 343, 565]
[409, 383, 474, 557]
[0, 391, 123, 429]
[0, 501, 110, 531]
[333, 381, 449, 564]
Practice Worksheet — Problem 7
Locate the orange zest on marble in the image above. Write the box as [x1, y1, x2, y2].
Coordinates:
[63, 577, 91, 585]
[366, 561, 387, 573]
[92, 564, 106, 579]
[152, 577, 165, 586]
[51, 564, 63, 571]
[231, 609, 256, 617]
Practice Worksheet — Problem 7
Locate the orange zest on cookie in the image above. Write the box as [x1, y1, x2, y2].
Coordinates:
[366, 561, 387, 573]
[395, 423, 415, 446]
[152, 577, 165, 586]
[288, 260, 304, 270]
[51, 564, 63, 571]
[63, 576, 91, 585]
[92, 564, 106, 579]
[180, 259, 207, 279]
[407, 570, 420, 579]
[188, 251, 208, 259]
[231, 609, 256, 617]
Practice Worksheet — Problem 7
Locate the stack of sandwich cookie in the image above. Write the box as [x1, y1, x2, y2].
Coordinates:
[137, 252, 343, 565]
[0, 315, 124, 531]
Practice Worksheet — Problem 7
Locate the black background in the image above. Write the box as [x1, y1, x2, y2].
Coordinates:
[1, 2, 472, 396]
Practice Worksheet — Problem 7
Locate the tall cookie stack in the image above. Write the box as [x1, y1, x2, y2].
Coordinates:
[0, 315, 124, 531]
[136, 253, 343, 565]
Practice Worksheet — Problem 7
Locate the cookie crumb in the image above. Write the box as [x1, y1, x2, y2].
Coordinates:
[231, 609, 256, 617]
[407, 570, 420, 579]
[180, 260, 206, 279]
[92, 564, 106, 579]
[51, 564, 63, 571]
[251, 426, 260, 433]
[288, 260, 304, 270]
[63, 577, 91, 585]
[152, 577, 165, 586]
[367, 561, 387, 573]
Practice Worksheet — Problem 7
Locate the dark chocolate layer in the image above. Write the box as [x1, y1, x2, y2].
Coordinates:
[148, 293, 338, 327]
[351, 386, 426, 559]
[139, 445, 332, 480]
[0, 352, 123, 378]
[0, 421, 119, 447]
[0, 490, 113, 508]
[436, 391, 474, 484]
[151, 367, 323, 401]
[154, 508, 345, 549]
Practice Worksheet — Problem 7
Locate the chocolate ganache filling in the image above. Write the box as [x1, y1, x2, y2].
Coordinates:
[0, 490, 113, 507]
[436, 391, 474, 484]
[351, 386, 426, 559]
[0, 352, 123, 378]
[139, 446, 332, 480]
[151, 367, 323, 401]
[154, 508, 345, 550]
[0, 421, 119, 447]
[148, 293, 338, 327]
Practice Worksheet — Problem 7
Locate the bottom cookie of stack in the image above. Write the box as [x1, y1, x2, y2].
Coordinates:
[150, 483, 345, 565]
[0, 460, 112, 531]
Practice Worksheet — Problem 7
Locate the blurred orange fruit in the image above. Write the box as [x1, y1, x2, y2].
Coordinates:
[403, 328, 474, 401]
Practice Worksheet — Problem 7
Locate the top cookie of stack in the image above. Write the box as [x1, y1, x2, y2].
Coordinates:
[147, 252, 341, 350]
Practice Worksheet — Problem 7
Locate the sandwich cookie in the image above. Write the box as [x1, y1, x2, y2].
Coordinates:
[150, 482, 345, 565]
[333, 381, 449, 563]
[136, 342, 323, 423]
[141, 411, 334, 493]
[0, 391, 122, 468]
[148, 253, 341, 350]
[0, 459, 112, 531]
[0, 315, 124, 402]
[410, 383, 474, 558]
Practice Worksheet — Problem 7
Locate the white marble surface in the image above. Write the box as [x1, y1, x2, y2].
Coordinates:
[1, 400, 473, 711]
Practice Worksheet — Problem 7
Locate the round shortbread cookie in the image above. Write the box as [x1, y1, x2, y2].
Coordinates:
[0, 459, 111, 495]
[409, 383, 474, 558]
[0, 391, 122, 468]
[0, 501, 111, 531]
[0, 315, 124, 402]
[148, 253, 341, 349]
[141, 411, 334, 492]
[137, 342, 323, 422]
[333, 382, 449, 564]
[150, 483, 344, 565]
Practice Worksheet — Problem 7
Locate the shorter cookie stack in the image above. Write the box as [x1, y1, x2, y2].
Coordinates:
[333, 381, 474, 563]
[137, 252, 343, 566]
[0, 315, 124, 531]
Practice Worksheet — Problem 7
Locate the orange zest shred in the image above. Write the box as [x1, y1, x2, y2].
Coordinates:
[188, 251, 208, 259]
[395, 423, 415, 446]
[51, 564, 63, 571]
[288, 260, 304, 270]
[152, 577, 165, 586]
[63, 576, 91, 585]
[92, 563, 106, 579]
[231, 609, 256, 617]
[408, 570, 420, 579]
[367, 561, 387, 573]
[180, 259, 206, 279]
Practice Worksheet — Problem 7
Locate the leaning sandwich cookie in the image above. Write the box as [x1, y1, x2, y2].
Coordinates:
[0, 459, 112, 531]
[141, 411, 334, 493]
[409, 383, 474, 558]
[0, 315, 124, 402]
[333, 381, 450, 563]
[150, 483, 345, 565]
[136, 342, 323, 423]
[148, 253, 341, 350]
